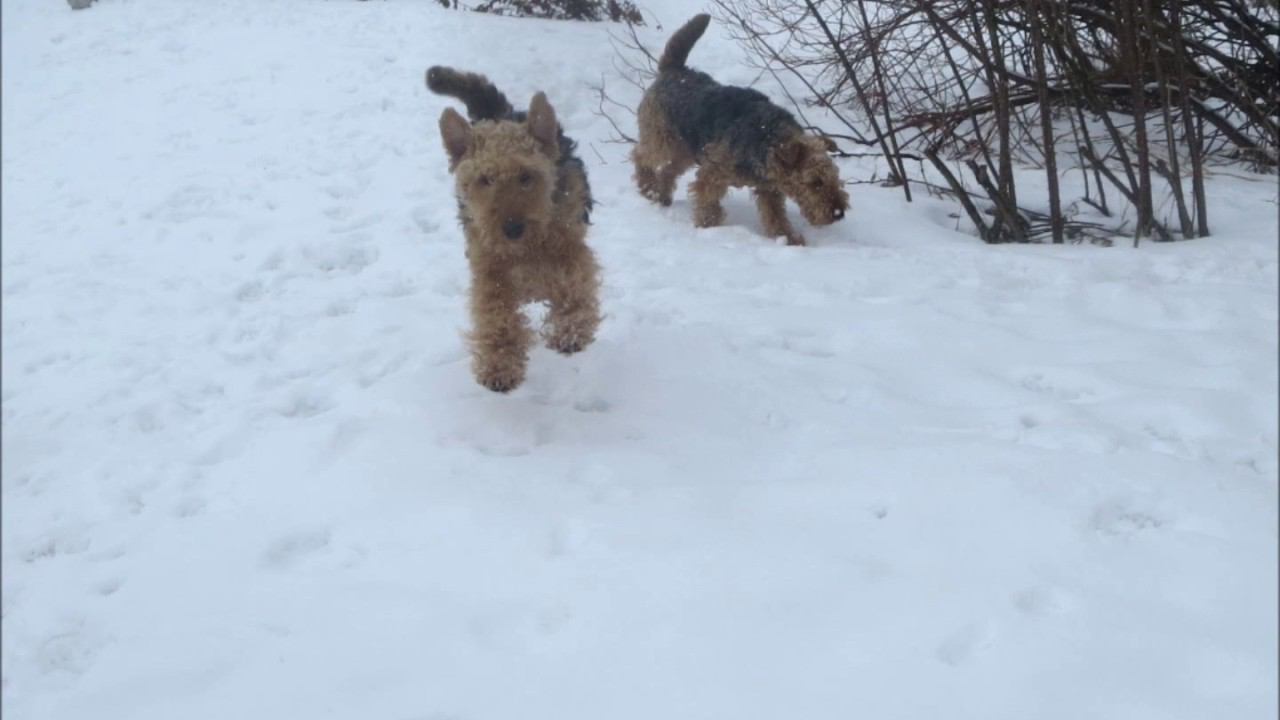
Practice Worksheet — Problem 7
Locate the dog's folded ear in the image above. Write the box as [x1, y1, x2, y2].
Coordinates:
[439, 108, 472, 168]
[527, 92, 559, 158]
[775, 139, 809, 169]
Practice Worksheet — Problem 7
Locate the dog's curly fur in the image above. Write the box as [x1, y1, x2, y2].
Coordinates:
[632, 14, 850, 246]
[428, 67, 601, 393]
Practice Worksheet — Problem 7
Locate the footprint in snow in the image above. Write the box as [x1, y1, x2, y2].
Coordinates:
[1012, 586, 1071, 618]
[23, 534, 91, 564]
[412, 205, 441, 235]
[172, 495, 207, 518]
[325, 298, 356, 316]
[935, 622, 993, 667]
[329, 212, 384, 235]
[455, 413, 552, 457]
[536, 603, 573, 634]
[1090, 501, 1163, 538]
[235, 279, 270, 303]
[358, 352, 412, 385]
[323, 183, 363, 200]
[261, 528, 332, 570]
[94, 577, 124, 597]
[546, 520, 590, 559]
[471, 436, 538, 458]
[327, 418, 366, 457]
[275, 390, 335, 419]
[780, 334, 837, 359]
[300, 239, 377, 276]
[572, 396, 610, 413]
[36, 622, 105, 677]
[1018, 372, 1097, 403]
[1141, 423, 1194, 458]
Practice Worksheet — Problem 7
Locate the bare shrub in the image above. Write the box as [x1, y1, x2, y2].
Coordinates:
[710, 0, 1279, 243]
[471, 0, 643, 24]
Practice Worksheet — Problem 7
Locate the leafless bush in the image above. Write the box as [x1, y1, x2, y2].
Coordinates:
[470, 0, 643, 23]
[587, 19, 659, 146]
[712, 0, 1279, 244]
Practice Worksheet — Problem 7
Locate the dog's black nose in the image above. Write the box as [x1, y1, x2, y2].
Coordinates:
[502, 220, 525, 239]
[832, 207, 845, 220]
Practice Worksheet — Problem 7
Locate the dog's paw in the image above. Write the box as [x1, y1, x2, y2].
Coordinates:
[479, 373, 523, 393]
[547, 336, 590, 356]
[693, 205, 725, 228]
[546, 328, 594, 356]
[475, 364, 525, 394]
[785, 233, 807, 247]
[638, 187, 672, 207]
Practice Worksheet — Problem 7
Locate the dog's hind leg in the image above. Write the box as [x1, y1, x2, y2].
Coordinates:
[633, 144, 690, 207]
[632, 149, 664, 205]
[655, 155, 692, 207]
[633, 94, 692, 207]
[690, 165, 729, 228]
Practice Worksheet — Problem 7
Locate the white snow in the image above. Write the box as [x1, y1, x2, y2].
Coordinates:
[2, 1, 1277, 719]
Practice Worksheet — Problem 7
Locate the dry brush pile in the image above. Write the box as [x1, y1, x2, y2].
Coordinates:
[702, 0, 1279, 244]
[437, 0, 644, 24]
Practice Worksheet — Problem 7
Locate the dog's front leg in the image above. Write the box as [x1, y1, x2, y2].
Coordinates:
[544, 253, 601, 355]
[754, 187, 806, 246]
[468, 270, 531, 393]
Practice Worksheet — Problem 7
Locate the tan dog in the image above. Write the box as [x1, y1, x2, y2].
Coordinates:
[428, 67, 601, 393]
[633, 14, 849, 246]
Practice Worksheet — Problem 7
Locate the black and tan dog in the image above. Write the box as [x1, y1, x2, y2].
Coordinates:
[427, 67, 601, 393]
[632, 14, 849, 246]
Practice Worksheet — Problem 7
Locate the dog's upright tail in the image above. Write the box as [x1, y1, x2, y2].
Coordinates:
[657, 13, 711, 72]
[425, 66, 513, 122]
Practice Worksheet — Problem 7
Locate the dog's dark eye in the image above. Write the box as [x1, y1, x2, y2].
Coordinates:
[810, 179, 824, 189]
[518, 171, 534, 187]
[476, 175, 492, 188]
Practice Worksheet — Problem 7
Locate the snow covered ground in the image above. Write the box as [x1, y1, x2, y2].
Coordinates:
[2, 1, 1277, 718]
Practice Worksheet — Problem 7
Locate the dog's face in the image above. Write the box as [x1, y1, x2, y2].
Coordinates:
[771, 136, 849, 227]
[439, 93, 560, 249]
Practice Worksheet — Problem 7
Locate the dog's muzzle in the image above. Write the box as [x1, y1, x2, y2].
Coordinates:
[502, 220, 526, 240]
[832, 207, 845, 221]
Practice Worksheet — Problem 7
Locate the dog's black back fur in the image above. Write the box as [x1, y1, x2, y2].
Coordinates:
[651, 68, 802, 183]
